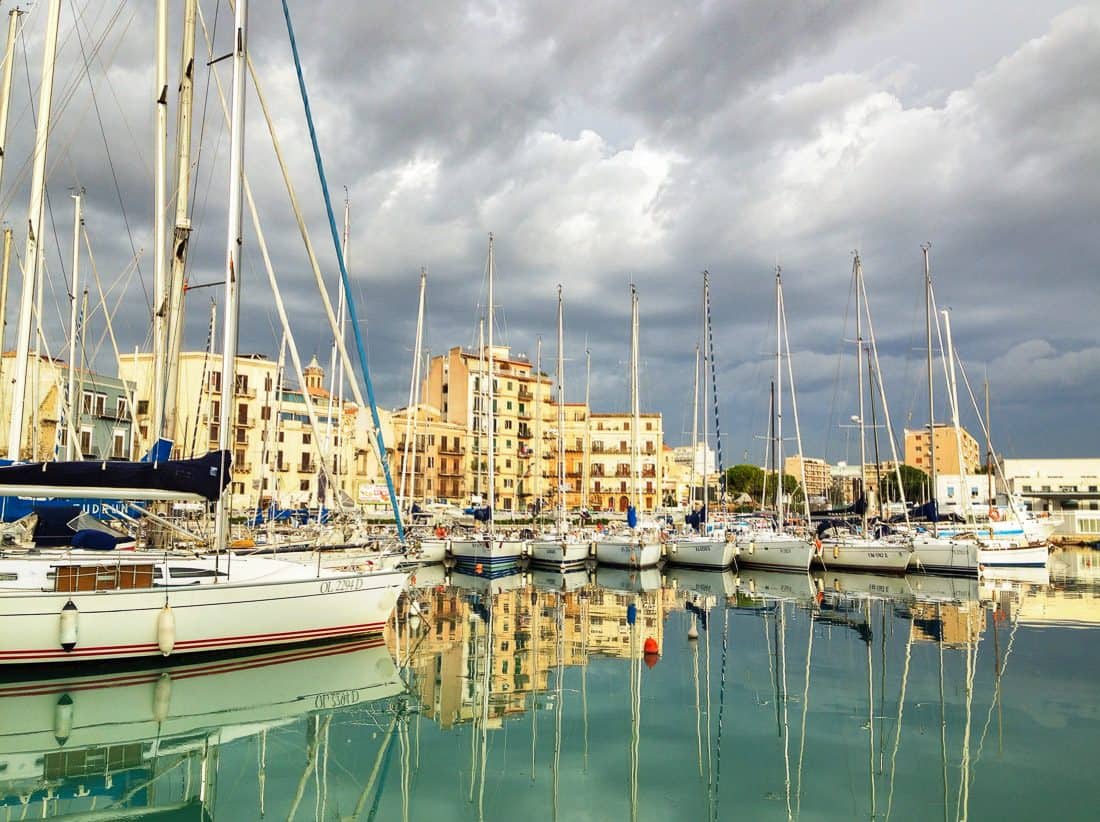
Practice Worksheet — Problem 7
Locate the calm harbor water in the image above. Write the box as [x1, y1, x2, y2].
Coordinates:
[3, 548, 1098, 821]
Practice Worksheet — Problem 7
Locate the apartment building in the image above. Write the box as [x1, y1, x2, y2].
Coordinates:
[119, 352, 387, 513]
[588, 412, 663, 513]
[0, 353, 136, 462]
[905, 423, 982, 476]
[390, 404, 468, 505]
[784, 455, 831, 502]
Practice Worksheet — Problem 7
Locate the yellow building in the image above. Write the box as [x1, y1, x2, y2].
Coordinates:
[784, 455, 831, 500]
[391, 404, 468, 504]
[588, 413, 663, 513]
[905, 424, 981, 476]
[119, 352, 389, 513]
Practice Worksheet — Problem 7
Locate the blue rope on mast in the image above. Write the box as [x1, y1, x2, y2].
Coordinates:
[281, 0, 404, 540]
[705, 272, 726, 502]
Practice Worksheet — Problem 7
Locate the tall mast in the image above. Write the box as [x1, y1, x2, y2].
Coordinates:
[689, 344, 699, 508]
[150, 0, 170, 446]
[583, 345, 591, 511]
[0, 229, 11, 355]
[0, 8, 23, 206]
[476, 318, 484, 499]
[854, 253, 868, 535]
[7, 0, 61, 461]
[164, 0, 200, 448]
[923, 243, 938, 534]
[985, 379, 993, 510]
[941, 309, 970, 520]
[399, 268, 427, 509]
[213, 0, 248, 552]
[775, 265, 784, 522]
[534, 335, 542, 514]
[486, 233, 496, 532]
[65, 192, 83, 460]
[701, 272, 709, 519]
[334, 193, 350, 493]
[556, 285, 566, 533]
[630, 285, 640, 511]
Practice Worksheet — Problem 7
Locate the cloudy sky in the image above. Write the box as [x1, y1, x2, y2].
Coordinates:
[1, 0, 1097, 464]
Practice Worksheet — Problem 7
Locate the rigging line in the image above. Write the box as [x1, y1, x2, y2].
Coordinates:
[281, 0, 404, 539]
[71, 3, 150, 313]
[705, 273, 726, 500]
[188, 0, 222, 279]
[822, 260, 856, 465]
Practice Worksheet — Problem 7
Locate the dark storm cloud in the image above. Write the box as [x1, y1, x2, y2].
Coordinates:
[0, 1, 1095, 463]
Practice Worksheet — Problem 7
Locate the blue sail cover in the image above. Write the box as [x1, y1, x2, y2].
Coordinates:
[0, 450, 232, 502]
[627, 505, 638, 528]
[685, 505, 707, 532]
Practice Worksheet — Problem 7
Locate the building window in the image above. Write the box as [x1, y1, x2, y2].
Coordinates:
[79, 428, 93, 456]
[116, 397, 129, 419]
[81, 391, 94, 415]
[137, 399, 149, 415]
[303, 432, 312, 445]
[112, 431, 126, 458]
[261, 405, 271, 421]
[299, 479, 310, 492]
[235, 374, 249, 394]
[209, 371, 221, 391]
[235, 427, 247, 444]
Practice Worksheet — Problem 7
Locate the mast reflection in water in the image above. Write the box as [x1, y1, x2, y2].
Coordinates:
[4, 548, 1099, 820]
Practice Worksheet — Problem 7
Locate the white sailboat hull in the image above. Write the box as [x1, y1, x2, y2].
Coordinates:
[977, 543, 1048, 568]
[0, 567, 405, 666]
[529, 538, 591, 569]
[735, 534, 815, 571]
[413, 537, 448, 564]
[666, 536, 737, 569]
[816, 539, 913, 573]
[910, 536, 979, 575]
[593, 536, 662, 568]
[448, 536, 526, 571]
[666, 566, 737, 598]
[735, 568, 817, 605]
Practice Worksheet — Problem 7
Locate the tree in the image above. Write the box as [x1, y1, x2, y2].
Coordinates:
[880, 464, 929, 503]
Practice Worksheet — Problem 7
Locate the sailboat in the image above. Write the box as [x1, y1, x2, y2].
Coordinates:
[735, 266, 817, 572]
[530, 286, 592, 570]
[815, 254, 913, 573]
[0, 3, 407, 666]
[667, 272, 738, 569]
[593, 286, 662, 568]
[449, 234, 528, 574]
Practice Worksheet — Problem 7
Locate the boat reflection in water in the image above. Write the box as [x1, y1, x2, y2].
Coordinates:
[0, 639, 405, 820]
[383, 549, 1100, 820]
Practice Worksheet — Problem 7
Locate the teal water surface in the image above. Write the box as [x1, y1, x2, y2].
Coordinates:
[3, 548, 1098, 821]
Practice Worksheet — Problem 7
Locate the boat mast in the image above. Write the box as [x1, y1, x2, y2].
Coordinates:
[213, 0, 248, 552]
[0, 8, 22, 209]
[7, 0, 61, 461]
[701, 273, 710, 522]
[163, 0, 199, 449]
[583, 344, 591, 511]
[65, 192, 83, 460]
[534, 335, 542, 515]
[923, 243, 938, 535]
[775, 265, 784, 523]
[690, 344, 699, 509]
[556, 285, 566, 534]
[630, 285, 640, 513]
[0, 230, 10, 355]
[150, 0, 170, 446]
[854, 253, 869, 535]
[985, 379, 993, 512]
[941, 309, 971, 521]
[476, 317, 484, 500]
[399, 268, 426, 510]
[487, 233, 496, 534]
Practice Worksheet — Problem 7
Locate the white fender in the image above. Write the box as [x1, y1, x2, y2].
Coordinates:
[153, 673, 172, 722]
[59, 600, 79, 652]
[157, 605, 176, 656]
[54, 693, 74, 745]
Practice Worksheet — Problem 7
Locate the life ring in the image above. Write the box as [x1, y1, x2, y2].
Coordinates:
[989, 509, 1001, 522]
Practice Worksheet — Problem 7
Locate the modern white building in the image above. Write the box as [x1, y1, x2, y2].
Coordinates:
[1001, 458, 1100, 541]
[672, 444, 715, 477]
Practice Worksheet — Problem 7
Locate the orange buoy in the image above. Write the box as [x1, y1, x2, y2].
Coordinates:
[475, 563, 484, 575]
[644, 652, 660, 669]
[643, 637, 659, 655]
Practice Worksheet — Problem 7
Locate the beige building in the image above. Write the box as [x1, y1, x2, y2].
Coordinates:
[119, 352, 389, 513]
[422, 344, 664, 513]
[784, 456, 831, 501]
[391, 404, 468, 505]
[905, 424, 981, 476]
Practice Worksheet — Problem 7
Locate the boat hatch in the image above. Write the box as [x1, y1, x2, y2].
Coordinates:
[157, 567, 228, 579]
[52, 564, 155, 592]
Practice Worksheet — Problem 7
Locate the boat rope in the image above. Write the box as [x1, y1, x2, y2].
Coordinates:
[704, 272, 726, 502]
[281, 0, 405, 539]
